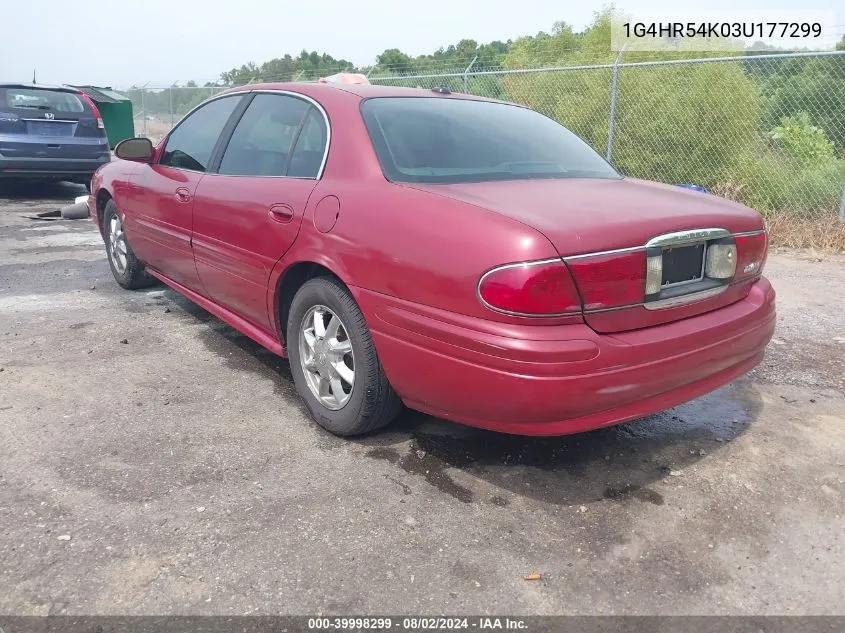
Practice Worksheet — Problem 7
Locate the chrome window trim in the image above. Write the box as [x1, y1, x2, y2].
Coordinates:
[248, 89, 332, 180]
[154, 88, 332, 180]
[157, 92, 245, 175]
[476, 258, 581, 318]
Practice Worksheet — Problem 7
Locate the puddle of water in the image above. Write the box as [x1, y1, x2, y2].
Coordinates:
[367, 445, 474, 503]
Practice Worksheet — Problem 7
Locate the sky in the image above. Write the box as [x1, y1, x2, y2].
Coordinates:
[2, 0, 842, 88]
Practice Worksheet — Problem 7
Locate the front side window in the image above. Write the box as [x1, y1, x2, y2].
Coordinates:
[361, 97, 620, 184]
[218, 94, 312, 177]
[160, 95, 243, 173]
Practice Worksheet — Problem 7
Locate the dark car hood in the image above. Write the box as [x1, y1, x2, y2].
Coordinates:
[406, 177, 764, 256]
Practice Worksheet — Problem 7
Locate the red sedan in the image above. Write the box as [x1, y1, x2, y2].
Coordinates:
[88, 83, 775, 437]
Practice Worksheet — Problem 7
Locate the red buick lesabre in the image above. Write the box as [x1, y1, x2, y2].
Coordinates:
[88, 83, 775, 437]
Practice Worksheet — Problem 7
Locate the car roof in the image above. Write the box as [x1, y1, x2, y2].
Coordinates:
[223, 81, 506, 104]
[0, 82, 80, 93]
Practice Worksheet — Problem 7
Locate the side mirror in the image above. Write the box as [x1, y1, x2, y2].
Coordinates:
[115, 137, 154, 162]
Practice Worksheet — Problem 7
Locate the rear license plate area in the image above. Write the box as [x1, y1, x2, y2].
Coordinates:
[28, 121, 73, 136]
[662, 243, 705, 286]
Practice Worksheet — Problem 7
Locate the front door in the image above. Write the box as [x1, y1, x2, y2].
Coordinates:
[191, 94, 328, 328]
[123, 94, 245, 292]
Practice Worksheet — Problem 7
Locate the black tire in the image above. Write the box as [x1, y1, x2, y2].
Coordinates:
[287, 276, 402, 436]
[102, 199, 156, 290]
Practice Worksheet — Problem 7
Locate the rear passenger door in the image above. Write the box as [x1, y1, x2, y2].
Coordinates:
[191, 92, 328, 328]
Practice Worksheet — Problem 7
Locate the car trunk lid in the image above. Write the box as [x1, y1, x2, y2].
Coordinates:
[407, 177, 767, 333]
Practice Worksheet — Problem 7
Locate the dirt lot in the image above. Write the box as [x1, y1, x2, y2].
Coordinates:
[0, 182, 843, 616]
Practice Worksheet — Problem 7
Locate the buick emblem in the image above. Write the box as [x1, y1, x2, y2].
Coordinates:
[44, 112, 54, 119]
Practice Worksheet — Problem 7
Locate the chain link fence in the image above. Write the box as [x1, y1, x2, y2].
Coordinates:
[121, 50, 845, 248]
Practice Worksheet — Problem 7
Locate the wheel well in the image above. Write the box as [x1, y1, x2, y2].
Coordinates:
[95, 190, 112, 231]
[277, 262, 342, 343]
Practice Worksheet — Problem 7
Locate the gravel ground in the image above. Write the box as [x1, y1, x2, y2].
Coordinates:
[0, 182, 843, 616]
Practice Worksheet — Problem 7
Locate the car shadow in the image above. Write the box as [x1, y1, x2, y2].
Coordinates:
[153, 285, 763, 507]
[353, 386, 761, 506]
[0, 180, 87, 202]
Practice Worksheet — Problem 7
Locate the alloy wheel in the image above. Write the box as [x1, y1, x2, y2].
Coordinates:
[108, 214, 128, 274]
[298, 305, 355, 410]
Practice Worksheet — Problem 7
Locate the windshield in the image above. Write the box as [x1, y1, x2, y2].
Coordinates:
[360, 96, 620, 184]
[1, 88, 86, 114]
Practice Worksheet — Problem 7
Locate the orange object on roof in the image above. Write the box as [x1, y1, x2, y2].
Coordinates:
[318, 73, 370, 85]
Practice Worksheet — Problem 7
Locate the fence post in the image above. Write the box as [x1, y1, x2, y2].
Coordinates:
[606, 45, 627, 163]
[141, 83, 148, 137]
[839, 184, 845, 221]
[463, 56, 478, 94]
[169, 84, 174, 128]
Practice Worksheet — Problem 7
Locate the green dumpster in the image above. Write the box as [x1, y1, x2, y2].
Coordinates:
[71, 85, 134, 149]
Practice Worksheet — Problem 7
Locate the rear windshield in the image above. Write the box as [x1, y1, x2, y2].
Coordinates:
[360, 97, 620, 184]
[1, 88, 87, 114]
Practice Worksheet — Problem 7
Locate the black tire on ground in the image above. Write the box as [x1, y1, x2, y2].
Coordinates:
[102, 199, 156, 290]
[287, 276, 402, 436]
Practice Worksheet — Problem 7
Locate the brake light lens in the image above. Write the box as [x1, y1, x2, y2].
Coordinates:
[79, 92, 105, 129]
[478, 260, 581, 316]
[734, 232, 768, 281]
[567, 250, 646, 310]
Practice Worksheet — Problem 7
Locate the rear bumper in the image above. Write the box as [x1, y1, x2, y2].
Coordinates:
[0, 155, 110, 179]
[354, 277, 776, 436]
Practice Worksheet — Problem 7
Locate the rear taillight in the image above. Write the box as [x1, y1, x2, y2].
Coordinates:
[478, 259, 581, 316]
[567, 250, 646, 311]
[734, 232, 768, 281]
[79, 92, 105, 129]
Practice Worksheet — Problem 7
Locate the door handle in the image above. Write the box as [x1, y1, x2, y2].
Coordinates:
[174, 187, 192, 203]
[268, 204, 294, 223]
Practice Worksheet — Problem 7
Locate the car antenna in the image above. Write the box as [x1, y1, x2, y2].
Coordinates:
[32, 68, 36, 84]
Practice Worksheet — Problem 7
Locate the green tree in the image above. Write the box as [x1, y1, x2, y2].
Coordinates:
[376, 48, 414, 74]
[759, 59, 845, 153]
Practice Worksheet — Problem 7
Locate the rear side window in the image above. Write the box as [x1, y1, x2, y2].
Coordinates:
[287, 108, 328, 178]
[160, 95, 243, 173]
[218, 94, 310, 177]
[361, 97, 620, 184]
[1, 88, 86, 114]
